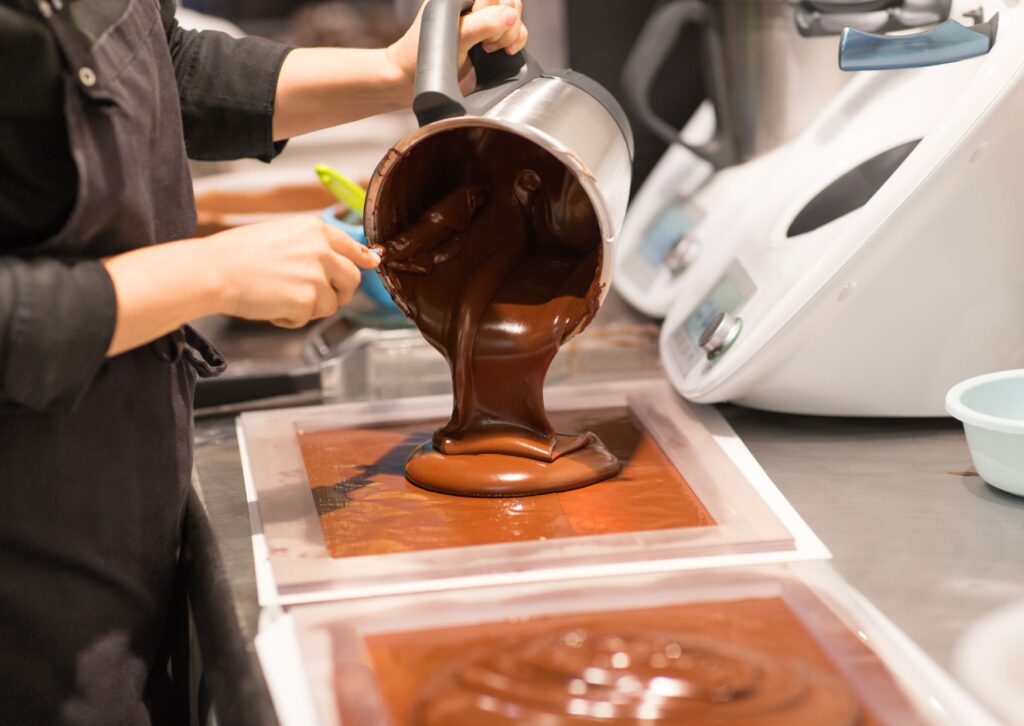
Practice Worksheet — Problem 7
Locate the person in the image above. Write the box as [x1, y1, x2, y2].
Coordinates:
[0, 0, 527, 722]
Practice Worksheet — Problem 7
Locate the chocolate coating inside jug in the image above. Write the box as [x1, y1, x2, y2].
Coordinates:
[414, 629, 860, 725]
[369, 126, 619, 496]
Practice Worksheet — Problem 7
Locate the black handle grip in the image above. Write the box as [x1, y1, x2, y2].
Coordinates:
[468, 42, 527, 89]
[413, 0, 532, 126]
[621, 0, 735, 167]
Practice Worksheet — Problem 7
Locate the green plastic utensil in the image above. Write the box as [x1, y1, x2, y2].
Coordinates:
[315, 164, 367, 218]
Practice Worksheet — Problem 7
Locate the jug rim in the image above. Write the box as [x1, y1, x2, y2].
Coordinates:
[367, 116, 617, 243]
[364, 116, 616, 343]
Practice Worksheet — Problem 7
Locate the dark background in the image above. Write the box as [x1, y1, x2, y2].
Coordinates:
[567, 0, 703, 193]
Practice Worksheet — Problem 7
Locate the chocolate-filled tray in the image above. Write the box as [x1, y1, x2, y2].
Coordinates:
[260, 565, 993, 725]
[239, 380, 826, 605]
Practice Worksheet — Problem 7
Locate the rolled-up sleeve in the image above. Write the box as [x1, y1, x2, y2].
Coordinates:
[0, 258, 117, 413]
[161, 1, 295, 162]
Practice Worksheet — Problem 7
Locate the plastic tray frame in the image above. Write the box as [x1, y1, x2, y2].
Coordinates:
[238, 379, 828, 606]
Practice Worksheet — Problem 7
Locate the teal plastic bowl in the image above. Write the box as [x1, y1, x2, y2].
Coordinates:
[946, 370, 1024, 497]
[321, 208, 397, 312]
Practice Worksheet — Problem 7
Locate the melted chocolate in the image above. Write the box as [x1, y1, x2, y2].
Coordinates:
[368, 127, 618, 496]
[296, 408, 715, 559]
[415, 629, 859, 725]
[361, 594, 923, 726]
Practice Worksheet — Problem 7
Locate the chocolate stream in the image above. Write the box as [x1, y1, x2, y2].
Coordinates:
[370, 127, 619, 495]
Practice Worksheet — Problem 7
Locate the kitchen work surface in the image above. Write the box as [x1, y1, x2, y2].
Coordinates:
[187, 316, 1024, 726]
[190, 393, 1024, 726]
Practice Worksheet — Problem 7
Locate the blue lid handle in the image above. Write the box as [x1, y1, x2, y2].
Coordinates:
[839, 15, 998, 71]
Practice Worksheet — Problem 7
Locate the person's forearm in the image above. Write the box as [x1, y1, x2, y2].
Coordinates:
[271, 3, 527, 140]
[272, 48, 413, 141]
[102, 239, 226, 357]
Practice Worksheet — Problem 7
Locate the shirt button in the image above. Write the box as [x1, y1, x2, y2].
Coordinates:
[79, 67, 97, 88]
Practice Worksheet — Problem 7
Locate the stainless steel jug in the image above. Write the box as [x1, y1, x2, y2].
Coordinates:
[364, 0, 634, 314]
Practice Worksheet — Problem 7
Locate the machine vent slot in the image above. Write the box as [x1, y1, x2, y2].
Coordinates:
[787, 139, 921, 238]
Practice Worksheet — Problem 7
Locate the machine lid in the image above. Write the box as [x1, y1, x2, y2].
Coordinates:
[795, 0, 951, 36]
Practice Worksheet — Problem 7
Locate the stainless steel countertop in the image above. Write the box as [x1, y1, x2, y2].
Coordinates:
[716, 405, 1024, 666]
[189, 307, 1024, 724]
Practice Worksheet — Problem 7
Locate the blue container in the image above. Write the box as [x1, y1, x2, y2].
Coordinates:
[321, 208, 398, 312]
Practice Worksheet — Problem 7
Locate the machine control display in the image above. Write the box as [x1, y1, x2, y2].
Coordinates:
[668, 263, 756, 376]
[639, 199, 704, 267]
[686, 277, 745, 344]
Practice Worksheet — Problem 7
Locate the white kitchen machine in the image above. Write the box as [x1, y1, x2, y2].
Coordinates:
[614, 0, 856, 318]
[621, 0, 1023, 416]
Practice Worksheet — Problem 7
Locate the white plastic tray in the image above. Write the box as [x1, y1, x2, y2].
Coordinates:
[256, 562, 996, 726]
[239, 379, 828, 606]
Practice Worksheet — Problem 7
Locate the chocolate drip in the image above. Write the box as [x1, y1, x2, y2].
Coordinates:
[370, 127, 619, 496]
[414, 629, 861, 725]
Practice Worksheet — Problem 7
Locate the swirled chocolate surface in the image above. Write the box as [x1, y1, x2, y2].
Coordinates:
[368, 127, 619, 496]
[362, 595, 924, 726]
[414, 629, 859, 725]
[296, 407, 715, 558]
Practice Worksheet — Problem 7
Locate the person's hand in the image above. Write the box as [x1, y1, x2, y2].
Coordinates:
[208, 217, 380, 328]
[386, 0, 528, 89]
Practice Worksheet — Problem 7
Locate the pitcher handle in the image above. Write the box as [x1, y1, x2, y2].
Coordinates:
[414, 0, 539, 126]
[621, 0, 736, 168]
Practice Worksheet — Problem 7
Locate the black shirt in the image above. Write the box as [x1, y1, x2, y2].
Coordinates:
[0, 0, 292, 411]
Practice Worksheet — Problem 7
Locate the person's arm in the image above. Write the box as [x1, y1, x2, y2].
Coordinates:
[0, 258, 116, 412]
[271, 0, 528, 140]
[160, 0, 294, 161]
[102, 218, 379, 357]
[0, 218, 377, 410]
[0, 8, 115, 412]
[160, 0, 526, 153]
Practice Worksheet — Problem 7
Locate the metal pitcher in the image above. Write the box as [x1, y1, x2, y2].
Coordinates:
[364, 0, 634, 317]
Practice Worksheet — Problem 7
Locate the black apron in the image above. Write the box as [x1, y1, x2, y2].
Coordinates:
[0, 1, 223, 723]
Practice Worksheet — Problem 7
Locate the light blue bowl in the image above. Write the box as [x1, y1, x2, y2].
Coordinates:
[946, 370, 1024, 497]
[320, 208, 398, 312]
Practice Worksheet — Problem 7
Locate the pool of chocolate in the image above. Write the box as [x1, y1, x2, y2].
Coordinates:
[356, 591, 922, 725]
[295, 407, 714, 558]
[368, 126, 618, 496]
